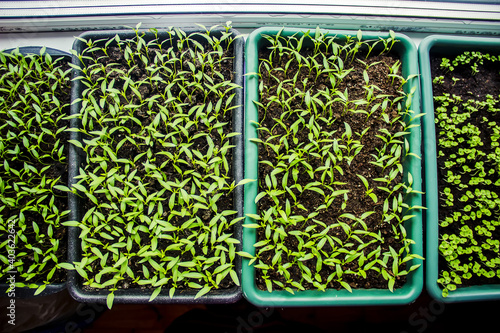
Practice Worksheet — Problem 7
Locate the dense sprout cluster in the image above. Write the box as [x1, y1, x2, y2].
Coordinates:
[67, 24, 246, 307]
[434, 51, 500, 296]
[242, 29, 424, 293]
[0, 48, 72, 294]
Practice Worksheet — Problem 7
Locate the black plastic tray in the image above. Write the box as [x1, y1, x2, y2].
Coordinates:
[67, 27, 245, 304]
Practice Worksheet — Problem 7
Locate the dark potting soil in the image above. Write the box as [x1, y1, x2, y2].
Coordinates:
[78, 40, 239, 292]
[432, 53, 500, 288]
[255, 47, 414, 291]
[0, 56, 71, 285]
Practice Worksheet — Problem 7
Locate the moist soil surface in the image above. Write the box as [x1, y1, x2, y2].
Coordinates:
[0, 55, 71, 285]
[432, 53, 500, 287]
[255, 46, 415, 291]
[77, 37, 239, 292]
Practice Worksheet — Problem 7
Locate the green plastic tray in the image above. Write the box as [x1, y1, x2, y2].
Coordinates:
[243, 27, 424, 307]
[419, 35, 500, 303]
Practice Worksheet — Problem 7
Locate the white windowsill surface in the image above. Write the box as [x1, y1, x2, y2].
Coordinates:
[0, 1, 499, 51]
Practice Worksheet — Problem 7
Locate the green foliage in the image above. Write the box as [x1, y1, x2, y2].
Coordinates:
[440, 51, 498, 76]
[434, 51, 500, 297]
[0, 47, 73, 292]
[66, 23, 245, 308]
[242, 29, 424, 294]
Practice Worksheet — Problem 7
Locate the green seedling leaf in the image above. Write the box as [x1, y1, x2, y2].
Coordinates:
[106, 292, 114, 309]
[149, 286, 162, 302]
[194, 285, 211, 299]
